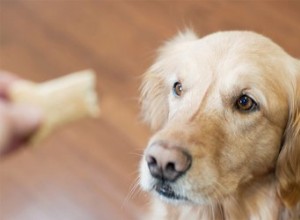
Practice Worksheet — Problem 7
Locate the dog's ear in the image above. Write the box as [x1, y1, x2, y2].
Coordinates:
[140, 71, 169, 131]
[276, 60, 300, 208]
[140, 29, 198, 131]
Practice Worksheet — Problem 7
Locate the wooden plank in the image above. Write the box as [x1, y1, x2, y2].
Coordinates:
[0, 1, 299, 219]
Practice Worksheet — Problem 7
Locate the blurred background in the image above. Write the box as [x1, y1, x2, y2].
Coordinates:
[0, 1, 299, 220]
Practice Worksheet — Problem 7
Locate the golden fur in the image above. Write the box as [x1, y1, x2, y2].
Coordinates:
[139, 31, 300, 220]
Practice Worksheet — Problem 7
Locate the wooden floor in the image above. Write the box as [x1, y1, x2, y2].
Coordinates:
[0, 1, 300, 220]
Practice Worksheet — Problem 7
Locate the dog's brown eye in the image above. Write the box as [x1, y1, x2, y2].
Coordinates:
[236, 95, 257, 112]
[173, 82, 183, 97]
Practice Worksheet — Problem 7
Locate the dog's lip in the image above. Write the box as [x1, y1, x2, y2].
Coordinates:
[154, 182, 187, 201]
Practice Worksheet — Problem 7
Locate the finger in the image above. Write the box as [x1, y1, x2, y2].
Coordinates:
[8, 104, 43, 137]
[0, 103, 43, 156]
[0, 103, 13, 153]
[0, 71, 19, 99]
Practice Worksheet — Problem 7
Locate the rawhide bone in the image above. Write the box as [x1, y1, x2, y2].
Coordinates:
[9, 69, 100, 144]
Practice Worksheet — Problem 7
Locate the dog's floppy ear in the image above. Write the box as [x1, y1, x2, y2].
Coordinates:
[140, 71, 169, 131]
[140, 29, 198, 131]
[276, 60, 300, 208]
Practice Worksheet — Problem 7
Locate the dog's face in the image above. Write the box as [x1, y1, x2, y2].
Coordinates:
[139, 31, 300, 206]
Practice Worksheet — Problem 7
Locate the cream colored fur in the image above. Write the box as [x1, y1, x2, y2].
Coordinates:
[139, 31, 300, 220]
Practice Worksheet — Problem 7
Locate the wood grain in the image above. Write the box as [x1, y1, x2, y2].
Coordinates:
[0, 1, 300, 220]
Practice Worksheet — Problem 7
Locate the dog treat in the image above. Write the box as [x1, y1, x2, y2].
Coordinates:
[9, 69, 100, 144]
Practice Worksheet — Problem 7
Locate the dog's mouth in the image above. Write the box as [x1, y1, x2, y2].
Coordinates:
[154, 182, 187, 201]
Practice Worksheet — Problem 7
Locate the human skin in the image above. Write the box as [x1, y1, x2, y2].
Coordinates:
[0, 71, 43, 156]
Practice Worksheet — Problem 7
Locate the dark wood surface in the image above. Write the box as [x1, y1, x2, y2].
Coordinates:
[0, 1, 300, 220]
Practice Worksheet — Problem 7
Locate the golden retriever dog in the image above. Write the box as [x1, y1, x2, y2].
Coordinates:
[139, 31, 300, 220]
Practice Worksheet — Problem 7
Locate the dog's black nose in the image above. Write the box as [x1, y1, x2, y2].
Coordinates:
[145, 142, 191, 181]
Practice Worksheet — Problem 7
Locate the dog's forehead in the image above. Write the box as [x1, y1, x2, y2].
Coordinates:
[159, 32, 283, 78]
[165, 32, 289, 88]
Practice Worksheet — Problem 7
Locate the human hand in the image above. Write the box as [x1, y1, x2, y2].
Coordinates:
[0, 71, 43, 156]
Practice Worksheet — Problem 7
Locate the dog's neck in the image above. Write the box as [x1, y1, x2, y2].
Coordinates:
[148, 175, 299, 220]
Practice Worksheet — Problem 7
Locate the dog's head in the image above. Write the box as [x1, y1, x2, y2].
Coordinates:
[139, 31, 300, 206]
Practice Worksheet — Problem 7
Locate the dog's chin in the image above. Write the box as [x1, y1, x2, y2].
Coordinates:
[150, 182, 190, 205]
[147, 181, 216, 206]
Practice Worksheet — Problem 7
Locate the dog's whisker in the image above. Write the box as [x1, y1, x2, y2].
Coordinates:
[209, 197, 215, 220]
[128, 152, 144, 157]
[122, 175, 141, 210]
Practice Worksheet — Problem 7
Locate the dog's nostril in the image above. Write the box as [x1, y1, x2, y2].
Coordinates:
[165, 162, 176, 172]
[146, 155, 157, 166]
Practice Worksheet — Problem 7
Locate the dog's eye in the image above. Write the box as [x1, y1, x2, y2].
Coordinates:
[236, 95, 257, 112]
[173, 82, 183, 97]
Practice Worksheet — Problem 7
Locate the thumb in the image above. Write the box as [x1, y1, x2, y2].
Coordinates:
[8, 104, 43, 137]
[0, 103, 43, 155]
